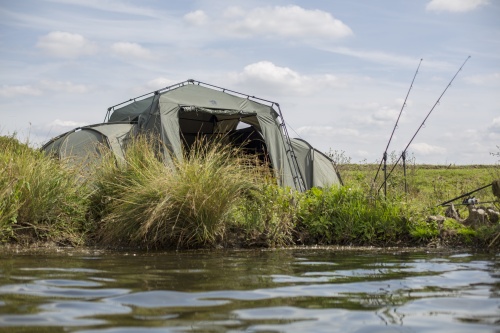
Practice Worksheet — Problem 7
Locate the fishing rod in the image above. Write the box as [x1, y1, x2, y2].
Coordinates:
[437, 182, 493, 207]
[378, 55, 471, 194]
[445, 201, 498, 207]
[372, 58, 423, 196]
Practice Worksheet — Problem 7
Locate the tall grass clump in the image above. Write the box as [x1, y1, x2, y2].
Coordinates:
[0, 135, 90, 245]
[92, 135, 263, 249]
[298, 186, 411, 246]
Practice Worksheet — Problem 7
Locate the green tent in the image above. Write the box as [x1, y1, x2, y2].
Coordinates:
[44, 80, 341, 191]
[107, 80, 341, 191]
[291, 138, 343, 188]
[42, 122, 133, 166]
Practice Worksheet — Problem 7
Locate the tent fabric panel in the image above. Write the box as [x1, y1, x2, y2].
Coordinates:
[161, 84, 276, 117]
[42, 135, 66, 159]
[90, 123, 134, 162]
[311, 149, 341, 188]
[290, 138, 313, 189]
[291, 138, 341, 189]
[109, 95, 155, 122]
[60, 129, 105, 159]
[156, 102, 183, 161]
[256, 113, 296, 189]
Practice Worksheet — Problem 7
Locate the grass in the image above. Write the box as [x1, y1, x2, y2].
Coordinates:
[0, 135, 90, 245]
[91, 135, 271, 249]
[297, 186, 410, 246]
[332, 149, 500, 248]
[231, 182, 300, 247]
[1, 134, 499, 250]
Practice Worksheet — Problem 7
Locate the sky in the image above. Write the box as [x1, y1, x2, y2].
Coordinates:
[1, 0, 499, 164]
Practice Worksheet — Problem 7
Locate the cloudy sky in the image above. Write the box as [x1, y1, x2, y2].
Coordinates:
[1, 0, 499, 164]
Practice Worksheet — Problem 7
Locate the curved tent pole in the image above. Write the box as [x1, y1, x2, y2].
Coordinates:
[189, 79, 278, 106]
[105, 80, 193, 121]
[105, 79, 282, 122]
[274, 103, 306, 192]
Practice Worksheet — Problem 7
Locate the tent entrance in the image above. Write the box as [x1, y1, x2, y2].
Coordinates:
[178, 107, 269, 165]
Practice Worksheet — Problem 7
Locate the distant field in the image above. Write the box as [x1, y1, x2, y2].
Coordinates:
[339, 163, 499, 209]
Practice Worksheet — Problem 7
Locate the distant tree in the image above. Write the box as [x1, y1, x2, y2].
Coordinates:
[491, 145, 500, 162]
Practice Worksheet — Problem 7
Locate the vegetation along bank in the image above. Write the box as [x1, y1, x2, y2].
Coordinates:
[1, 135, 499, 250]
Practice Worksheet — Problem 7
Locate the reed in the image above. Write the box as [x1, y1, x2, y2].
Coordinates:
[0, 135, 90, 245]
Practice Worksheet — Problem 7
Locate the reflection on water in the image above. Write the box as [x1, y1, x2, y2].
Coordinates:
[0, 248, 498, 332]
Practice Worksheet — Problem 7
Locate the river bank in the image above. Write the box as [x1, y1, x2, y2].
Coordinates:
[1, 135, 499, 251]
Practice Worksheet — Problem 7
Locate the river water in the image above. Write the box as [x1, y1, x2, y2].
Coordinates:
[0, 247, 498, 333]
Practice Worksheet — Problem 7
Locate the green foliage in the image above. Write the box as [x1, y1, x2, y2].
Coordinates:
[298, 186, 410, 246]
[0, 135, 90, 245]
[1, 131, 498, 250]
[409, 220, 439, 241]
[232, 182, 300, 247]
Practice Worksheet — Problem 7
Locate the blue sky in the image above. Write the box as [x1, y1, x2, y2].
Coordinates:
[1, 0, 499, 164]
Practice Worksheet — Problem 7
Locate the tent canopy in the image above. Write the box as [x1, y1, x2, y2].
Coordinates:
[42, 122, 133, 167]
[109, 82, 304, 190]
[43, 80, 341, 191]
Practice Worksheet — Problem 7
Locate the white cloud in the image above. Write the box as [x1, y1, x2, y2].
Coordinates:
[464, 72, 500, 85]
[32, 119, 90, 141]
[231, 61, 345, 96]
[146, 77, 176, 90]
[36, 31, 97, 58]
[0, 81, 89, 97]
[45, 0, 160, 18]
[325, 47, 451, 70]
[131, 77, 177, 95]
[238, 61, 303, 86]
[111, 42, 151, 59]
[223, 5, 353, 40]
[489, 117, 500, 133]
[371, 107, 399, 123]
[50, 119, 88, 128]
[184, 10, 208, 25]
[410, 142, 446, 155]
[426, 0, 489, 12]
[0, 84, 42, 97]
[40, 80, 89, 94]
[296, 126, 360, 138]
